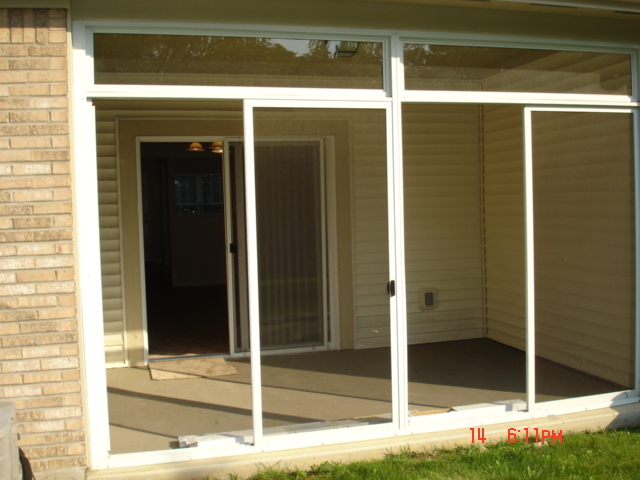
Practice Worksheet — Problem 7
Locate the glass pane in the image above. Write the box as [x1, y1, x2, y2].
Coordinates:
[253, 107, 393, 435]
[532, 111, 636, 402]
[403, 104, 527, 420]
[94, 34, 383, 89]
[404, 45, 631, 95]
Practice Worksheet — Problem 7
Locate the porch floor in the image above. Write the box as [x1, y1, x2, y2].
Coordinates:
[106, 338, 624, 454]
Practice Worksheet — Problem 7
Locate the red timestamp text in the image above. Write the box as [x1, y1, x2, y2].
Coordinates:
[470, 427, 563, 444]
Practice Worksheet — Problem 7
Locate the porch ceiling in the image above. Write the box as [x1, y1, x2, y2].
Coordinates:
[61, 0, 640, 22]
[341, 0, 640, 16]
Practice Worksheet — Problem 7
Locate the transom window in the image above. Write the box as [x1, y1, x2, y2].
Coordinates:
[93, 34, 384, 89]
[403, 44, 632, 95]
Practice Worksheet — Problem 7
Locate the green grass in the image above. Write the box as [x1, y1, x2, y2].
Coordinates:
[222, 428, 640, 480]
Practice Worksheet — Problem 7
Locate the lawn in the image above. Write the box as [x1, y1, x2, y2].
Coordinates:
[224, 428, 640, 480]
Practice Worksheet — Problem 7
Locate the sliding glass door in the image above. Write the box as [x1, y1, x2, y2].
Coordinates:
[245, 102, 397, 442]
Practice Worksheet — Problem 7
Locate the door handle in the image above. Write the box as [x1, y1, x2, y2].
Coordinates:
[387, 280, 395, 297]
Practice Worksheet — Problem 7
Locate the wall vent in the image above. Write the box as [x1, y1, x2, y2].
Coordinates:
[419, 288, 437, 310]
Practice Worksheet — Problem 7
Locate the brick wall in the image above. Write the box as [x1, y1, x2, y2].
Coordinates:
[0, 8, 85, 473]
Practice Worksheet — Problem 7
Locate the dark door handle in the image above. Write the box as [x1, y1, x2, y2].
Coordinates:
[387, 280, 395, 297]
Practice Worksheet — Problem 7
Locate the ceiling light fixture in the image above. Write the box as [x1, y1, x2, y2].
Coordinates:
[186, 142, 205, 152]
[209, 141, 223, 154]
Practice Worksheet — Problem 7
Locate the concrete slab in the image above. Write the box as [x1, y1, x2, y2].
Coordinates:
[107, 339, 624, 455]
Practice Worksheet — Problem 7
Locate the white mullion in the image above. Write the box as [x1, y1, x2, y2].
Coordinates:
[72, 21, 111, 470]
[243, 101, 264, 448]
[87, 86, 390, 102]
[523, 106, 634, 114]
[383, 104, 400, 432]
[523, 107, 536, 412]
[390, 34, 408, 432]
[401, 90, 635, 107]
[77, 100, 111, 467]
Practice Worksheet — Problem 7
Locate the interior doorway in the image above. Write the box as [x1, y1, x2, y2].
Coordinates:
[141, 141, 230, 357]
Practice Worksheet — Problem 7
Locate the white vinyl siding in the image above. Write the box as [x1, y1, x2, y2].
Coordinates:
[96, 112, 127, 367]
[350, 111, 392, 348]
[399, 104, 485, 348]
[483, 105, 526, 349]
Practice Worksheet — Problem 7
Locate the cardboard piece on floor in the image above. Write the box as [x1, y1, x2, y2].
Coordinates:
[149, 356, 238, 380]
[148, 368, 199, 380]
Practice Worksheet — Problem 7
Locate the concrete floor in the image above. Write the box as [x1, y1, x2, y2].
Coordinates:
[107, 338, 624, 454]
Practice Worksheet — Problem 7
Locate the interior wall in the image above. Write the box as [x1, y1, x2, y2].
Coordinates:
[402, 104, 485, 345]
[483, 105, 526, 349]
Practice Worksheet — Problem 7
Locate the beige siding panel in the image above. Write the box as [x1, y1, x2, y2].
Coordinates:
[352, 110, 392, 349]
[105, 346, 126, 367]
[400, 104, 485, 349]
[96, 110, 127, 367]
[483, 104, 526, 354]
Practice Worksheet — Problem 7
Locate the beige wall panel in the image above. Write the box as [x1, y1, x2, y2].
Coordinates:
[96, 109, 127, 368]
[401, 104, 485, 348]
[483, 104, 526, 355]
